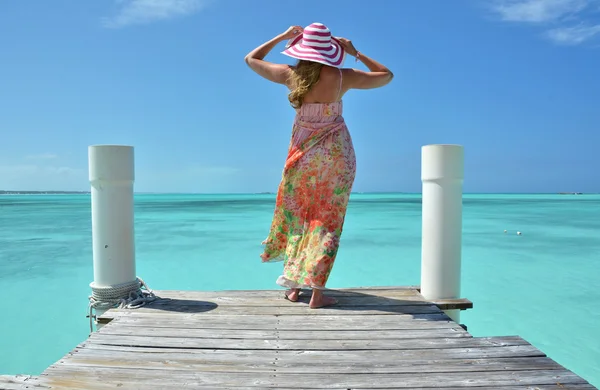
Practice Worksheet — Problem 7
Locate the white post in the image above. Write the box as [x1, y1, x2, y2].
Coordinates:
[420, 144, 464, 323]
[88, 145, 136, 321]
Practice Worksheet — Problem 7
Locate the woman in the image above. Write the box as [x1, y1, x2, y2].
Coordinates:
[245, 23, 393, 308]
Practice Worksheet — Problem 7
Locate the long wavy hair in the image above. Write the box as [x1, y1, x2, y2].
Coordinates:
[287, 60, 323, 109]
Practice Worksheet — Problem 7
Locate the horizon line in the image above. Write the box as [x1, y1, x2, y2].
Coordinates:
[0, 190, 595, 195]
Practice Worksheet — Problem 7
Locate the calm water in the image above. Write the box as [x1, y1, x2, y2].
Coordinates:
[0, 193, 599, 386]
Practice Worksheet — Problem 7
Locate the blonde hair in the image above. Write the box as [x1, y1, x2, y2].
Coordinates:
[287, 60, 323, 109]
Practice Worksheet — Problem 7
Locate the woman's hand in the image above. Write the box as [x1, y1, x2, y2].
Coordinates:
[279, 25, 304, 41]
[336, 37, 358, 57]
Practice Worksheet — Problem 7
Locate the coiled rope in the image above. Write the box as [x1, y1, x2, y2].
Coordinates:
[88, 277, 157, 332]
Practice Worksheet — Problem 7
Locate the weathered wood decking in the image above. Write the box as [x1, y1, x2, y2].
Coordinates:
[2, 287, 595, 389]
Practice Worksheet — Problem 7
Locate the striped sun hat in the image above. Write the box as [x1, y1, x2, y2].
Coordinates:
[281, 23, 346, 68]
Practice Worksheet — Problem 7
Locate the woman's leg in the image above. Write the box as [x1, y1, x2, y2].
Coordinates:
[284, 288, 301, 302]
[309, 288, 338, 309]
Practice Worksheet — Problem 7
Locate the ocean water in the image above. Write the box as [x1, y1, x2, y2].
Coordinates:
[0, 193, 599, 386]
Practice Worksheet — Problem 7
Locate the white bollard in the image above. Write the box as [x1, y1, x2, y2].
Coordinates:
[88, 145, 136, 322]
[420, 144, 464, 323]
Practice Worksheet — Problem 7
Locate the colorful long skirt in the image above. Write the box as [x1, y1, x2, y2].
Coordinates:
[260, 102, 356, 289]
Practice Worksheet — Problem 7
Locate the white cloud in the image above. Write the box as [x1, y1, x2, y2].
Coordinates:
[0, 164, 87, 191]
[491, 0, 590, 23]
[0, 165, 81, 176]
[136, 165, 241, 193]
[546, 23, 600, 44]
[25, 153, 58, 160]
[102, 0, 209, 28]
[0, 162, 242, 192]
[488, 0, 600, 45]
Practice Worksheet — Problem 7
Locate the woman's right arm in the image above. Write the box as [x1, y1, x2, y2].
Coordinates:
[337, 38, 394, 90]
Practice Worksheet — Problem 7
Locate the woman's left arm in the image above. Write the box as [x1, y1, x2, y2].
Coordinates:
[244, 26, 302, 85]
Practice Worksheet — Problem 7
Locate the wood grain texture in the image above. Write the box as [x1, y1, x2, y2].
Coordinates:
[74, 343, 546, 360]
[59, 353, 563, 374]
[41, 365, 590, 389]
[33, 287, 592, 389]
[0, 375, 47, 389]
[97, 324, 470, 340]
[106, 313, 455, 330]
[103, 302, 443, 316]
[98, 311, 454, 326]
[428, 297, 473, 310]
[86, 333, 530, 350]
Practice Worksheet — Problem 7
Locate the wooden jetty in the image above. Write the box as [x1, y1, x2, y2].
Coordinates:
[1, 286, 595, 389]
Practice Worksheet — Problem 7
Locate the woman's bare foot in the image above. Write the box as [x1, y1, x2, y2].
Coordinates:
[284, 288, 300, 302]
[309, 289, 338, 309]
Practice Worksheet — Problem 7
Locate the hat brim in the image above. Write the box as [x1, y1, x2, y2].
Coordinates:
[281, 35, 346, 68]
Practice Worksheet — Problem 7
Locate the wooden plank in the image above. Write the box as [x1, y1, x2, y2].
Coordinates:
[74, 342, 546, 362]
[58, 353, 563, 374]
[31, 379, 598, 390]
[41, 365, 590, 389]
[428, 298, 473, 311]
[97, 324, 470, 340]
[0, 375, 47, 389]
[143, 288, 473, 311]
[101, 303, 442, 317]
[112, 312, 451, 322]
[31, 371, 597, 390]
[111, 296, 437, 309]
[140, 288, 473, 310]
[429, 386, 597, 390]
[31, 381, 599, 390]
[368, 387, 598, 390]
[106, 313, 455, 330]
[86, 333, 528, 350]
[141, 294, 433, 307]
[97, 295, 470, 319]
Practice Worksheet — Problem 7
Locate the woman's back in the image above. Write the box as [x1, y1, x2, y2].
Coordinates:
[301, 66, 344, 104]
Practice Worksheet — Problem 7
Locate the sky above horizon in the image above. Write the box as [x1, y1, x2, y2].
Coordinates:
[1, 0, 599, 193]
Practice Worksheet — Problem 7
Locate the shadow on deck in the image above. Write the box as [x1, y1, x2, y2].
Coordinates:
[2, 286, 594, 389]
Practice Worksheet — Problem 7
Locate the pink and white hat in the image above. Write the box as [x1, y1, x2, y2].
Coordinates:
[281, 23, 346, 68]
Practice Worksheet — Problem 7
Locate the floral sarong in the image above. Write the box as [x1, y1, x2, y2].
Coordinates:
[261, 101, 356, 289]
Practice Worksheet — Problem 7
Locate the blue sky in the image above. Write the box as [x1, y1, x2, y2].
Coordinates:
[1, 0, 599, 193]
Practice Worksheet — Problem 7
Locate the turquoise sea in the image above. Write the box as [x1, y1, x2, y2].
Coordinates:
[0, 193, 599, 386]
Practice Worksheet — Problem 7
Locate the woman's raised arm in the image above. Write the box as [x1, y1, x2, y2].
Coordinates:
[244, 26, 302, 85]
[336, 37, 394, 90]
